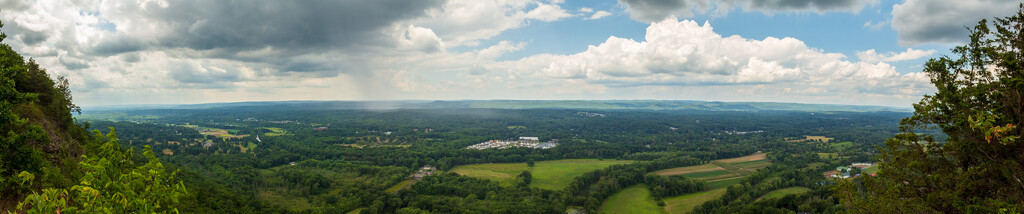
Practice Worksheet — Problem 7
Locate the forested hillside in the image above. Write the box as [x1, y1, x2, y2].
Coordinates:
[0, 20, 187, 213]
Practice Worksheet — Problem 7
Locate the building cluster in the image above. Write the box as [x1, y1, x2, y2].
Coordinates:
[576, 112, 606, 117]
[412, 165, 436, 179]
[466, 137, 558, 150]
[314, 127, 328, 131]
[725, 130, 765, 135]
[824, 162, 875, 179]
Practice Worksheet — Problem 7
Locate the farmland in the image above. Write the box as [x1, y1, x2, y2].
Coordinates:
[599, 184, 665, 214]
[758, 187, 811, 201]
[787, 135, 834, 143]
[451, 159, 634, 190]
[654, 153, 770, 181]
[648, 153, 772, 213]
[263, 127, 289, 136]
[663, 188, 728, 214]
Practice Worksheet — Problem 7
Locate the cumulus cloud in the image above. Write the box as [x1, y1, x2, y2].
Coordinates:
[412, 0, 574, 47]
[0, 0, 933, 106]
[493, 18, 932, 103]
[892, 0, 1018, 45]
[862, 20, 886, 30]
[525, 2, 575, 21]
[586, 11, 614, 20]
[0, 0, 581, 105]
[619, 0, 878, 22]
[856, 48, 935, 63]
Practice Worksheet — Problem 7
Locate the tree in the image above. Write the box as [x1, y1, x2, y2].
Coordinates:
[0, 19, 47, 200]
[518, 171, 532, 185]
[837, 5, 1024, 213]
[527, 159, 535, 167]
[16, 128, 188, 213]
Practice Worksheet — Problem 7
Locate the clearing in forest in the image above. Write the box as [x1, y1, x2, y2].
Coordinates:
[662, 188, 727, 214]
[264, 127, 289, 136]
[757, 187, 811, 201]
[717, 153, 767, 163]
[384, 179, 418, 194]
[599, 184, 665, 214]
[450, 159, 633, 190]
[198, 127, 248, 139]
[653, 153, 770, 183]
[787, 135, 834, 143]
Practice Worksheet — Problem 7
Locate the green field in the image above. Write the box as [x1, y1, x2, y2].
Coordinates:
[264, 127, 289, 136]
[599, 184, 665, 214]
[451, 159, 633, 190]
[731, 159, 771, 169]
[817, 152, 838, 159]
[654, 154, 771, 187]
[663, 188, 727, 214]
[705, 177, 745, 190]
[675, 169, 737, 180]
[830, 141, 855, 151]
[758, 187, 811, 201]
[863, 165, 879, 174]
[646, 154, 772, 213]
[385, 179, 417, 193]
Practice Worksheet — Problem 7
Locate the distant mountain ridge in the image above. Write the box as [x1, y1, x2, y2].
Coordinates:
[82, 100, 912, 113]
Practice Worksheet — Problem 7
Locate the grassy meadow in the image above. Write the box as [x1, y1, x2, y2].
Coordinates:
[451, 159, 634, 190]
[758, 187, 811, 201]
[662, 188, 727, 214]
[599, 184, 665, 214]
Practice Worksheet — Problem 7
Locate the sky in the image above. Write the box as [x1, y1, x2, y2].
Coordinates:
[0, 0, 1018, 107]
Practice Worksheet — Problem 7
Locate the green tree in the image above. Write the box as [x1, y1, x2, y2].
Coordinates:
[16, 128, 188, 213]
[837, 5, 1024, 213]
[518, 171, 532, 185]
[0, 19, 47, 200]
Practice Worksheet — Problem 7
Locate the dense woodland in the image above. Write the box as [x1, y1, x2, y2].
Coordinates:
[64, 105, 905, 213]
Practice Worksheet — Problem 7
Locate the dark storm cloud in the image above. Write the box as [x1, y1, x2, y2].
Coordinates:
[111, 0, 444, 55]
[619, 0, 702, 22]
[15, 28, 48, 45]
[90, 35, 145, 56]
[619, 0, 875, 22]
[891, 0, 1018, 46]
[0, 21, 51, 45]
[58, 55, 91, 70]
[747, 0, 871, 12]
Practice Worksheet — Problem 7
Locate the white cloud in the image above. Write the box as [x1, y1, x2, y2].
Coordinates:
[490, 18, 933, 105]
[413, 0, 574, 47]
[862, 20, 886, 30]
[525, 3, 575, 21]
[856, 48, 935, 63]
[579, 7, 595, 13]
[892, 0, 1019, 45]
[586, 11, 613, 20]
[0, 1, 934, 107]
[395, 25, 446, 53]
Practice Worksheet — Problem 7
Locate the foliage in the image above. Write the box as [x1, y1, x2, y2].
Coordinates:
[15, 128, 188, 213]
[836, 5, 1024, 213]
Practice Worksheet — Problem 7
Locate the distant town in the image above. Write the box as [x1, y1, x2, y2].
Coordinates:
[466, 137, 559, 150]
[824, 162, 876, 179]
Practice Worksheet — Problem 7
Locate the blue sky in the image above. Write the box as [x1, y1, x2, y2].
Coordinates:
[0, 0, 1016, 107]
